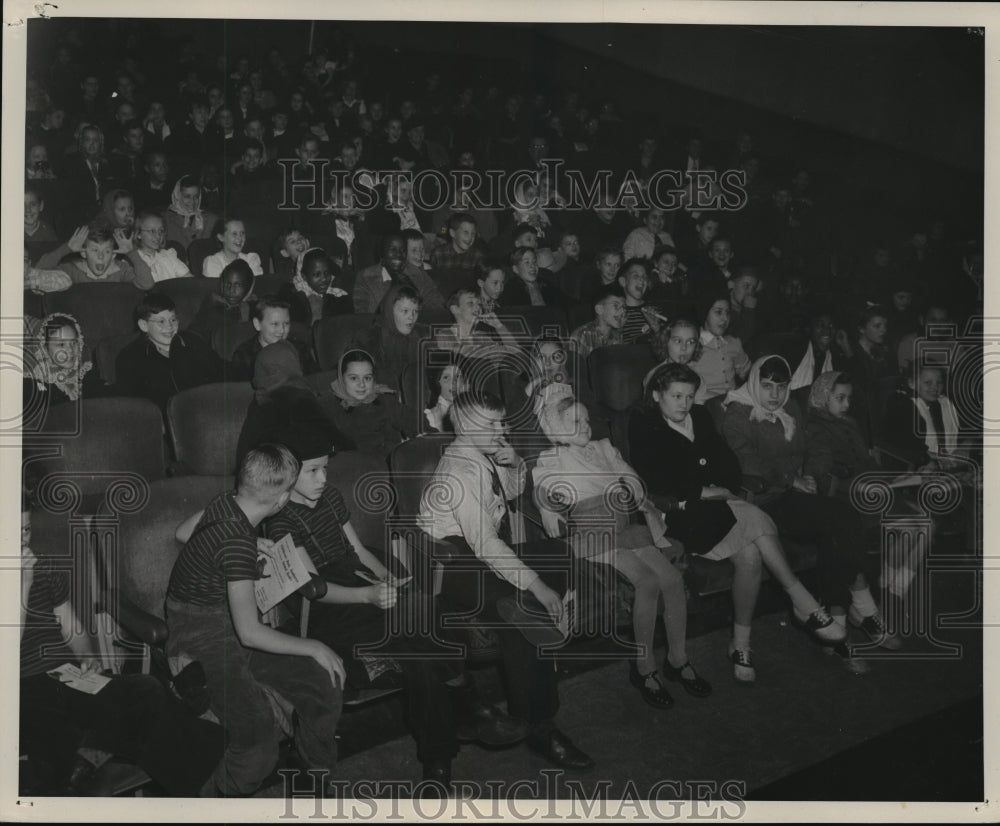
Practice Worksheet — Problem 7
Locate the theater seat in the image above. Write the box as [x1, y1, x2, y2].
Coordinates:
[187, 238, 222, 278]
[29, 397, 168, 512]
[157, 277, 216, 330]
[211, 320, 256, 361]
[94, 333, 141, 385]
[45, 283, 144, 344]
[166, 382, 255, 476]
[501, 304, 569, 338]
[313, 314, 375, 371]
[327, 450, 393, 554]
[587, 342, 657, 460]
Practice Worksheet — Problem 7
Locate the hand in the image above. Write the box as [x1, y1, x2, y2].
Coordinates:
[834, 328, 851, 353]
[113, 229, 133, 253]
[365, 583, 398, 610]
[640, 305, 663, 332]
[742, 293, 758, 309]
[67, 225, 90, 253]
[308, 641, 346, 690]
[491, 440, 518, 467]
[78, 657, 103, 676]
[527, 579, 563, 625]
[792, 475, 818, 494]
[256, 537, 276, 553]
[22, 545, 38, 573]
[478, 311, 504, 330]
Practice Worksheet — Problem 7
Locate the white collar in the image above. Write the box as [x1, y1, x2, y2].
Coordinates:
[381, 266, 392, 282]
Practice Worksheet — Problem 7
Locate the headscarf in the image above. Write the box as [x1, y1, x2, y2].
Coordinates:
[168, 176, 204, 230]
[25, 313, 93, 402]
[374, 283, 422, 373]
[808, 370, 845, 412]
[723, 354, 797, 441]
[292, 247, 349, 298]
[330, 349, 395, 408]
[252, 339, 308, 403]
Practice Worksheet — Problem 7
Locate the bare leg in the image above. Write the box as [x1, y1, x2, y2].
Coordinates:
[731, 543, 763, 628]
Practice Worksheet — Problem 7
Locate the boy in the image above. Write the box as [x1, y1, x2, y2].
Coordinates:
[353, 234, 446, 314]
[24, 185, 61, 265]
[430, 213, 484, 273]
[477, 263, 507, 315]
[646, 245, 686, 306]
[689, 236, 735, 302]
[127, 211, 192, 283]
[579, 246, 622, 306]
[418, 391, 594, 771]
[726, 266, 760, 352]
[133, 150, 173, 213]
[678, 212, 720, 273]
[168, 444, 344, 797]
[617, 258, 663, 344]
[232, 297, 317, 379]
[273, 228, 311, 282]
[402, 228, 429, 271]
[502, 247, 568, 307]
[570, 284, 627, 359]
[115, 291, 229, 412]
[57, 225, 153, 288]
[435, 288, 520, 361]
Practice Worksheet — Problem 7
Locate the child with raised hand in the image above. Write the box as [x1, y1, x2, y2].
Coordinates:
[622, 207, 674, 261]
[272, 228, 311, 282]
[277, 247, 353, 325]
[569, 284, 626, 360]
[201, 217, 264, 278]
[617, 257, 663, 344]
[534, 392, 711, 708]
[721, 355, 899, 660]
[126, 211, 192, 283]
[232, 297, 317, 381]
[326, 349, 411, 459]
[435, 287, 521, 362]
[690, 292, 751, 403]
[630, 362, 846, 683]
[422, 354, 466, 434]
[167, 444, 344, 797]
[56, 224, 153, 289]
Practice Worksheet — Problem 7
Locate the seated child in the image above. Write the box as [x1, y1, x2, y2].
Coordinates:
[882, 364, 964, 468]
[23, 313, 106, 421]
[690, 292, 751, 403]
[521, 334, 576, 417]
[578, 246, 622, 306]
[783, 310, 849, 392]
[804, 371, 878, 496]
[630, 363, 846, 682]
[689, 237, 736, 303]
[163, 176, 218, 252]
[534, 394, 711, 708]
[622, 207, 674, 261]
[24, 185, 61, 264]
[646, 245, 687, 306]
[93, 189, 136, 250]
[569, 284, 625, 360]
[189, 259, 256, 343]
[361, 284, 430, 390]
[476, 261, 507, 315]
[618, 257, 663, 344]
[115, 291, 229, 411]
[277, 247, 353, 325]
[167, 444, 344, 797]
[20, 491, 210, 796]
[326, 349, 411, 458]
[23, 245, 71, 294]
[127, 211, 192, 283]
[232, 297, 317, 380]
[417, 391, 595, 771]
[726, 266, 760, 353]
[435, 288, 520, 362]
[201, 217, 264, 278]
[430, 212, 484, 273]
[721, 355, 898, 659]
[353, 234, 446, 314]
[403, 228, 429, 271]
[56, 225, 153, 288]
[549, 229, 587, 300]
[643, 317, 701, 392]
[502, 246, 568, 307]
[422, 354, 466, 434]
[271, 228, 311, 282]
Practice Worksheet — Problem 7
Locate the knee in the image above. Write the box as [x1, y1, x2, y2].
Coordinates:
[733, 544, 762, 571]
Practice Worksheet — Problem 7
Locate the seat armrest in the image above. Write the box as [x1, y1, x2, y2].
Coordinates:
[106, 589, 169, 647]
[296, 573, 328, 601]
[740, 475, 767, 496]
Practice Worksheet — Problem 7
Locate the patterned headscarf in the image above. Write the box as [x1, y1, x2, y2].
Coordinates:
[808, 370, 846, 411]
[168, 176, 204, 230]
[25, 313, 93, 402]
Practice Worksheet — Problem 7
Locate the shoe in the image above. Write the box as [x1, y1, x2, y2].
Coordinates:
[661, 660, 713, 698]
[728, 643, 756, 684]
[526, 728, 595, 771]
[628, 663, 675, 709]
[793, 606, 847, 643]
[827, 641, 871, 675]
[61, 756, 98, 796]
[496, 595, 566, 647]
[847, 606, 902, 651]
[451, 682, 529, 747]
[419, 758, 452, 798]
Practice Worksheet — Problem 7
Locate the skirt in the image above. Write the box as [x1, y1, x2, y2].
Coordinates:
[701, 499, 777, 561]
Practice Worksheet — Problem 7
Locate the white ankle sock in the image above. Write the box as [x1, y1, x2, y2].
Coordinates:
[850, 587, 878, 618]
[785, 581, 821, 615]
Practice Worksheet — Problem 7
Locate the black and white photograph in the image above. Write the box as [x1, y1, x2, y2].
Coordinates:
[2, 1, 993, 820]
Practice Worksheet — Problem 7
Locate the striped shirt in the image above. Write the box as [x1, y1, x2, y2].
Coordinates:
[21, 556, 75, 677]
[264, 485, 363, 585]
[621, 305, 652, 344]
[166, 492, 258, 606]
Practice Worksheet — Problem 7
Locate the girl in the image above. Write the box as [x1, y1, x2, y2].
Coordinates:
[362, 284, 429, 390]
[535, 393, 712, 707]
[93, 189, 136, 252]
[163, 176, 217, 252]
[277, 247, 352, 325]
[522, 334, 575, 417]
[201, 217, 264, 278]
[326, 350, 412, 459]
[721, 355, 899, 658]
[631, 363, 844, 683]
[23, 314, 105, 416]
[643, 317, 702, 394]
[690, 295, 750, 403]
[845, 306, 897, 445]
[423, 355, 466, 434]
[804, 371, 878, 496]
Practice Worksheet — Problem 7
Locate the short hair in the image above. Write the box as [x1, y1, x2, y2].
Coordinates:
[509, 246, 536, 267]
[594, 245, 623, 263]
[121, 118, 144, 136]
[857, 305, 889, 330]
[241, 138, 265, 155]
[759, 356, 792, 384]
[253, 296, 291, 321]
[450, 390, 505, 435]
[237, 443, 300, 501]
[653, 244, 679, 261]
[647, 362, 702, 396]
[512, 223, 538, 239]
[84, 225, 115, 247]
[620, 257, 651, 278]
[135, 291, 176, 322]
[381, 233, 404, 253]
[447, 287, 477, 310]
[24, 182, 45, 202]
[213, 215, 245, 236]
[477, 260, 507, 280]
[731, 264, 759, 282]
[301, 248, 339, 277]
[390, 284, 423, 307]
[449, 212, 476, 231]
[135, 210, 163, 227]
[188, 94, 210, 112]
[696, 212, 720, 227]
[401, 228, 424, 244]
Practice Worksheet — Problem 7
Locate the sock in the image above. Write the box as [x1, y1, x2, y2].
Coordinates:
[785, 581, 821, 616]
[850, 586, 879, 618]
[831, 606, 847, 628]
[732, 623, 752, 650]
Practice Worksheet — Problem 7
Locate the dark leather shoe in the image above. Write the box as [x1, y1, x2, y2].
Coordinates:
[456, 701, 529, 747]
[420, 759, 452, 798]
[661, 660, 713, 699]
[628, 663, 675, 709]
[62, 756, 98, 796]
[527, 728, 594, 771]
